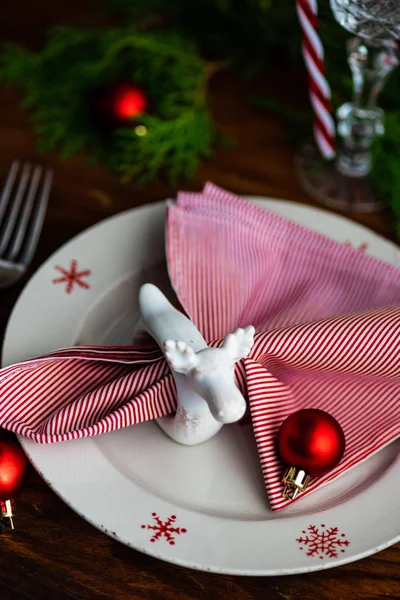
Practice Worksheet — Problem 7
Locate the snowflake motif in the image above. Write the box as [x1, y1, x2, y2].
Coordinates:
[297, 524, 350, 559]
[344, 240, 368, 252]
[53, 260, 91, 294]
[141, 513, 187, 545]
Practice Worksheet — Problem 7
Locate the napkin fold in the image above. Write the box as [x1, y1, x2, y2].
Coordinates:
[0, 346, 172, 441]
[0, 183, 399, 510]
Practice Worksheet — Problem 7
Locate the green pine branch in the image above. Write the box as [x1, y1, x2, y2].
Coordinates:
[112, 108, 213, 183]
[371, 112, 400, 234]
[0, 26, 216, 184]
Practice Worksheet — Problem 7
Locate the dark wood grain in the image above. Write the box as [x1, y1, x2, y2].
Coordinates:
[0, 2, 399, 599]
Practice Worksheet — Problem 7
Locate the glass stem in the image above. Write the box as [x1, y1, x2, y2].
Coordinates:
[336, 37, 399, 177]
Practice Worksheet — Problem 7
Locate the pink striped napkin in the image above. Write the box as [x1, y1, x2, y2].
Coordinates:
[0, 183, 399, 510]
[167, 184, 400, 509]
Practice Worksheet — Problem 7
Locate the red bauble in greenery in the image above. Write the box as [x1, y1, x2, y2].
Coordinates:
[0, 439, 27, 499]
[94, 81, 149, 129]
[277, 408, 345, 477]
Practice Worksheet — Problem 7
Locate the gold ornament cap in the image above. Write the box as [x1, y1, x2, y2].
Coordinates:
[282, 467, 311, 500]
[0, 499, 15, 533]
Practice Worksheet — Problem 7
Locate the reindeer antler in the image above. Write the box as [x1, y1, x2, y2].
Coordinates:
[164, 340, 199, 374]
[222, 326, 255, 361]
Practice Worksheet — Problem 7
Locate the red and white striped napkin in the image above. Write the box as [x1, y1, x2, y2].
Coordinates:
[168, 183, 400, 509]
[0, 183, 399, 510]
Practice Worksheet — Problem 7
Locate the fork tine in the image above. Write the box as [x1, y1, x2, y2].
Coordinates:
[0, 161, 20, 225]
[20, 169, 53, 266]
[0, 163, 31, 257]
[6, 165, 43, 262]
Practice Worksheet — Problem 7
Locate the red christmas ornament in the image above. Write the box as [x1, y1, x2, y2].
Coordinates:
[0, 439, 26, 499]
[277, 409, 345, 500]
[94, 81, 149, 129]
[0, 439, 26, 532]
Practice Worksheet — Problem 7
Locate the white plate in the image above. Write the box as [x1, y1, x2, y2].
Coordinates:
[2, 197, 400, 576]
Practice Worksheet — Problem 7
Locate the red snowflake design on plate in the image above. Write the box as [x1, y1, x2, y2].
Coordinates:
[141, 513, 187, 545]
[344, 240, 368, 252]
[297, 524, 350, 559]
[53, 260, 91, 294]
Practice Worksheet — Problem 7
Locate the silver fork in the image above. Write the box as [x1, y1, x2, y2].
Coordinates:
[0, 161, 53, 289]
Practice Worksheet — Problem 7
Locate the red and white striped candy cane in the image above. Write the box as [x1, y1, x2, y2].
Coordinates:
[296, 0, 336, 159]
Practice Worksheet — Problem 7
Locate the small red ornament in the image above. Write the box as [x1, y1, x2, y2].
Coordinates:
[94, 81, 149, 129]
[277, 409, 345, 500]
[0, 439, 26, 532]
[0, 439, 26, 499]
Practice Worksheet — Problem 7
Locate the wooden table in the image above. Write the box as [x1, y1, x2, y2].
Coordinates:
[0, 3, 399, 598]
